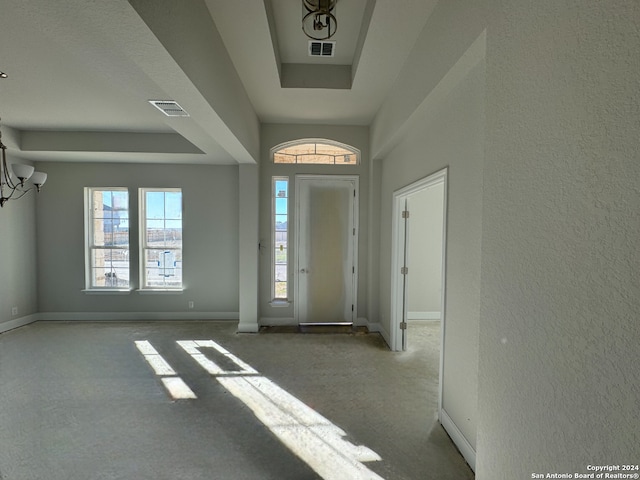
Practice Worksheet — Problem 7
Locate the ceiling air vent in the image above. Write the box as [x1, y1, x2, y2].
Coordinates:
[308, 41, 335, 57]
[148, 100, 190, 117]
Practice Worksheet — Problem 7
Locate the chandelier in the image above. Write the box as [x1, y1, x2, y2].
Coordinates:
[0, 117, 47, 207]
[302, 0, 337, 40]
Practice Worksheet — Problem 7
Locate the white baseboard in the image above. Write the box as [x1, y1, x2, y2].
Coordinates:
[407, 311, 441, 321]
[0, 314, 39, 334]
[38, 312, 239, 322]
[440, 408, 476, 472]
[259, 317, 371, 328]
[237, 322, 260, 333]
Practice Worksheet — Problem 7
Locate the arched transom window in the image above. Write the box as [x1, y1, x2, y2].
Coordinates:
[271, 139, 360, 165]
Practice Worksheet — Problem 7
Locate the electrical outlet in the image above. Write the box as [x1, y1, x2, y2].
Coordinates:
[11, 306, 18, 316]
[188, 301, 194, 310]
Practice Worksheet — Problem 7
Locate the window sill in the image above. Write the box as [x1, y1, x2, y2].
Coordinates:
[136, 289, 184, 295]
[269, 300, 291, 307]
[82, 289, 132, 295]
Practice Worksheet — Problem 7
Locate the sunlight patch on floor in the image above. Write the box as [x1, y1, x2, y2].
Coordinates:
[136, 338, 385, 479]
[135, 340, 196, 400]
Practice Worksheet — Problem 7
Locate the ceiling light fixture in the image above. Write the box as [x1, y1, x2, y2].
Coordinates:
[302, 0, 337, 41]
[0, 117, 47, 207]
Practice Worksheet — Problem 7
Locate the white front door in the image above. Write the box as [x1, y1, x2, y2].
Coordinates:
[295, 175, 358, 325]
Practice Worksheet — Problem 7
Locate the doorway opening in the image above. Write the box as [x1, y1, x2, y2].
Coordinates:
[295, 175, 359, 326]
[391, 168, 447, 410]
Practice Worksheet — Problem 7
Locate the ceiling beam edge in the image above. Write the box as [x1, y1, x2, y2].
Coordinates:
[128, 0, 260, 164]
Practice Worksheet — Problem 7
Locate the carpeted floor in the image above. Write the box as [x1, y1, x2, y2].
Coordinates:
[0, 320, 473, 480]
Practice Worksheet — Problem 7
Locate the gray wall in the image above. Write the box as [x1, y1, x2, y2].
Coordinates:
[477, 0, 640, 476]
[375, 60, 484, 451]
[35, 162, 239, 317]
[370, 0, 640, 476]
[407, 183, 444, 317]
[259, 124, 370, 324]
[0, 179, 38, 330]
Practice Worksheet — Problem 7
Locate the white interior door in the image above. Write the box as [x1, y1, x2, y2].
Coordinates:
[296, 176, 357, 325]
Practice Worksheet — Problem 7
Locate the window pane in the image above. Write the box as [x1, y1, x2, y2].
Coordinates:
[141, 188, 183, 289]
[144, 249, 182, 288]
[272, 141, 359, 165]
[165, 219, 182, 230]
[165, 192, 182, 219]
[91, 249, 129, 287]
[273, 177, 288, 299]
[340, 154, 356, 164]
[146, 192, 166, 219]
[147, 228, 164, 247]
[299, 154, 333, 164]
[102, 230, 115, 246]
[112, 191, 128, 210]
[274, 153, 295, 164]
[275, 181, 288, 196]
[315, 144, 352, 156]
[275, 264, 287, 281]
[275, 198, 287, 215]
[87, 188, 129, 289]
[275, 247, 287, 264]
[275, 281, 287, 298]
[275, 214, 287, 231]
[275, 231, 287, 248]
[147, 219, 164, 230]
[280, 143, 315, 156]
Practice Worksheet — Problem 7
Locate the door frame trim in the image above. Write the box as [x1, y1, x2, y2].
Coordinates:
[390, 167, 448, 415]
[294, 174, 359, 325]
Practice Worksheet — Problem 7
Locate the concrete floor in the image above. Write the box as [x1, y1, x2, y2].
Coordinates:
[0, 321, 474, 480]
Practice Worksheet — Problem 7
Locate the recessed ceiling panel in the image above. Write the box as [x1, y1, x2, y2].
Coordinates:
[269, 0, 368, 65]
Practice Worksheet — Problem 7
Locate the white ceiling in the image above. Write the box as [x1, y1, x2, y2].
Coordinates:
[0, 0, 436, 165]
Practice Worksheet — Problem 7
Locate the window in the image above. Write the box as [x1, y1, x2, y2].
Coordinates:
[272, 139, 360, 165]
[140, 188, 183, 289]
[273, 177, 288, 299]
[85, 188, 130, 289]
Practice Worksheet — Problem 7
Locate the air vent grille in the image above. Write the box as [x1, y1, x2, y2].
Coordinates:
[309, 41, 335, 57]
[148, 100, 190, 117]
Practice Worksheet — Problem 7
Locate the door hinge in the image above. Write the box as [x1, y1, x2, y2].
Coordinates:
[352, 266, 355, 274]
[353, 227, 356, 235]
[401, 266, 408, 275]
[352, 304, 354, 312]
[400, 321, 408, 330]
[402, 210, 410, 219]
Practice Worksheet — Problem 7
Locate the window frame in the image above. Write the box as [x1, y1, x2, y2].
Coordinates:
[139, 187, 184, 291]
[272, 177, 289, 301]
[84, 187, 130, 291]
[271, 139, 360, 165]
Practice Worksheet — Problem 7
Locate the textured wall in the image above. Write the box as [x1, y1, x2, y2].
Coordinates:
[407, 183, 444, 315]
[377, 60, 485, 450]
[0, 179, 38, 328]
[477, 0, 640, 477]
[35, 162, 239, 316]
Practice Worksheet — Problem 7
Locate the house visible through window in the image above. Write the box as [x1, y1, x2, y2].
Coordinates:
[140, 188, 183, 289]
[273, 177, 288, 299]
[85, 188, 130, 289]
[272, 140, 360, 165]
